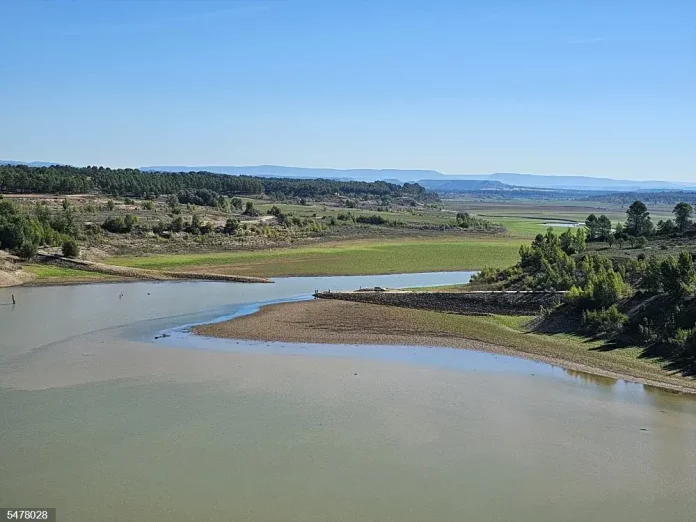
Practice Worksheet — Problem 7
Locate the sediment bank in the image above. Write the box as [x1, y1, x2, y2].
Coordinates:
[192, 299, 696, 394]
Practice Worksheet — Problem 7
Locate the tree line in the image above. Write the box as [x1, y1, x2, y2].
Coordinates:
[585, 200, 694, 244]
[0, 164, 433, 201]
[0, 198, 80, 258]
[473, 225, 696, 371]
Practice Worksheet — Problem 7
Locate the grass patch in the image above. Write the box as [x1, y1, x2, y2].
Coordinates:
[108, 237, 523, 277]
[405, 311, 680, 383]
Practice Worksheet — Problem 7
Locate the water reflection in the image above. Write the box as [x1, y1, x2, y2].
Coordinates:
[563, 368, 618, 387]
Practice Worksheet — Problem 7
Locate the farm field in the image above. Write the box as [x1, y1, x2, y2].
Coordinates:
[108, 237, 522, 277]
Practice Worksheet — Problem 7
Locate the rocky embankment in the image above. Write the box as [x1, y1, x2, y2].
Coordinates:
[315, 290, 562, 315]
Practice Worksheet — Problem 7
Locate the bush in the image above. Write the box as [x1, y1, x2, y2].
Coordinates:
[470, 266, 501, 284]
[17, 241, 39, 259]
[669, 328, 696, 359]
[223, 218, 239, 234]
[142, 200, 154, 210]
[582, 305, 627, 336]
[356, 214, 387, 225]
[243, 201, 259, 216]
[102, 214, 138, 233]
[567, 268, 631, 309]
[61, 239, 80, 258]
[170, 216, 184, 232]
[230, 197, 243, 211]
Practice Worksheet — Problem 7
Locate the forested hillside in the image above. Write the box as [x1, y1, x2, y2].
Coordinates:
[0, 164, 433, 201]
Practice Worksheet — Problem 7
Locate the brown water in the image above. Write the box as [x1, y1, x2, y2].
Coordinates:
[2, 275, 696, 521]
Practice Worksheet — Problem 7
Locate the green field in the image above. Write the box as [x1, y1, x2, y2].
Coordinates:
[108, 237, 523, 277]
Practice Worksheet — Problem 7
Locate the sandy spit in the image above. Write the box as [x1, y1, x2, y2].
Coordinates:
[193, 299, 696, 395]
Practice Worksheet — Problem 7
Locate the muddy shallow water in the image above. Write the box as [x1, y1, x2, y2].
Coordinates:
[1, 273, 696, 521]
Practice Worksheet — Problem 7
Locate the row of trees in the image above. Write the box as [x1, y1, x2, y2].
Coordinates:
[474, 227, 696, 367]
[585, 200, 693, 242]
[0, 164, 433, 201]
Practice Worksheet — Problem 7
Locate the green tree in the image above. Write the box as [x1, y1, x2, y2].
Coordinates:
[660, 251, 696, 298]
[167, 194, 180, 211]
[585, 214, 599, 240]
[230, 197, 243, 211]
[673, 202, 693, 233]
[657, 219, 675, 234]
[243, 201, 259, 216]
[625, 200, 653, 236]
[597, 215, 612, 241]
[642, 257, 662, 292]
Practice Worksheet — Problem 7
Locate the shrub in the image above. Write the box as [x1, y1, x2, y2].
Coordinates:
[582, 305, 627, 336]
[16, 241, 38, 259]
[356, 214, 387, 225]
[470, 266, 501, 284]
[170, 216, 184, 232]
[243, 201, 259, 216]
[102, 214, 138, 233]
[223, 218, 240, 234]
[61, 239, 80, 258]
[142, 200, 154, 210]
[567, 268, 631, 309]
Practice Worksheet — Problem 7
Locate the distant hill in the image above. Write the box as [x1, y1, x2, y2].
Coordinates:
[0, 160, 68, 168]
[481, 173, 696, 192]
[144, 165, 696, 191]
[417, 179, 509, 191]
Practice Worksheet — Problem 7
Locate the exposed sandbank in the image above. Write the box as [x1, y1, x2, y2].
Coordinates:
[193, 299, 696, 395]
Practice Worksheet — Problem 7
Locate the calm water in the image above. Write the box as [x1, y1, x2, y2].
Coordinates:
[541, 222, 584, 228]
[2, 272, 696, 522]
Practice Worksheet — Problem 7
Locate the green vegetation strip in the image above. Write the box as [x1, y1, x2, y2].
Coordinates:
[108, 238, 523, 277]
[402, 312, 688, 389]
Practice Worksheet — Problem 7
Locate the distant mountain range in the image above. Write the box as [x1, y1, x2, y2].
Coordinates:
[142, 165, 696, 192]
[3, 160, 695, 192]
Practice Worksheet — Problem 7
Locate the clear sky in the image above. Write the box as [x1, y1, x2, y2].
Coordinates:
[1, 0, 694, 180]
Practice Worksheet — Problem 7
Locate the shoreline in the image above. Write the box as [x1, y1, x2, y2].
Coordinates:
[192, 299, 696, 395]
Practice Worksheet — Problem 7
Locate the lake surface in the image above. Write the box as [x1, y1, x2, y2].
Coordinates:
[2, 272, 696, 522]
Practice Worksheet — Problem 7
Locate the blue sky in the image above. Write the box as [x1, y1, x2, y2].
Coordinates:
[1, 0, 694, 180]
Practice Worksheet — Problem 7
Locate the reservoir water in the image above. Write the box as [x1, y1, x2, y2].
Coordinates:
[1, 272, 696, 521]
